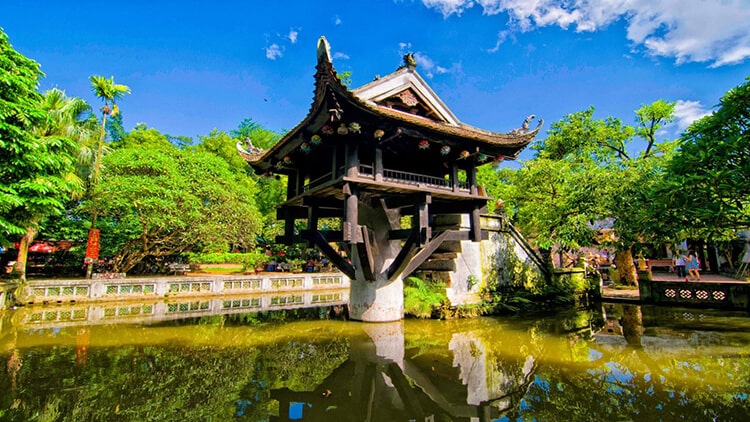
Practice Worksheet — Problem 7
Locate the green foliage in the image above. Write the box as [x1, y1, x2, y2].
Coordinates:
[186, 251, 266, 269]
[0, 28, 44, 242]
[483, 102, 678, 286]
[0, 30, 82, 255]
[403, 276, 446, 319]
[230, 118, 281, 150]
[337, 70, 353, 87]
[88, 127, 261, 272]
[656, 76, 750, 239]
[196, 129, 254, 175]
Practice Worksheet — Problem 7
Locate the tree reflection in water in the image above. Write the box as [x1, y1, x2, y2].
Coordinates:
[0, 304, 748, 420]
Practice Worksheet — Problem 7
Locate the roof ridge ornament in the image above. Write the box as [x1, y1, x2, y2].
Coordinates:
[317, 36, 332, 64]
[402, 53, 417, 70]
[507, 114, 543, 135]
[236, 138, 265, 162]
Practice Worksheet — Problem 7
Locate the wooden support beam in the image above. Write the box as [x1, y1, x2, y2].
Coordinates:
[301, 229, 343, 242]
[398, 230, 452, 279]
[386, 231, 418, 281]
[382, 193, 430, 210]
[377, 127, 402, 145]
[302, 196, 344, 210]
[387, 362, 425, 419]
[428, 201, 488, 215]
[278, 206, 341, 219]
[355, 227, 375, 281]
[387, 229, 412, 240]
[311, 231, 355, 279]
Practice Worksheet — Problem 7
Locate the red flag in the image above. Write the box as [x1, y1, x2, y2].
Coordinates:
[84, 229, 100, 262]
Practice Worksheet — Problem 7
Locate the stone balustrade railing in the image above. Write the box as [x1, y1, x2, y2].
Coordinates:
[16, 272, 349, 305]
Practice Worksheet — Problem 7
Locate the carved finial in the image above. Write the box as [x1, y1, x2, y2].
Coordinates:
[521, 115, 535, 132]
[403, 53, 417, 69]
[317, 37, 332, 64]
[507, 114, 540, 136]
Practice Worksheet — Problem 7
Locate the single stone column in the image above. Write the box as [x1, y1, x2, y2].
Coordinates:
[349, 201, 404, 322]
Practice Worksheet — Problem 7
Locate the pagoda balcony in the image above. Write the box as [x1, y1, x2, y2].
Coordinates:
[298, 163, 484, 203]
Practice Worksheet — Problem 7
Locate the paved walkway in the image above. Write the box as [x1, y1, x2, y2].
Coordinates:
[601, 271, 747, 301]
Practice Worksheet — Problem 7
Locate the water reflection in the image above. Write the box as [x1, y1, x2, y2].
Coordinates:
[1, 303, 749, 421]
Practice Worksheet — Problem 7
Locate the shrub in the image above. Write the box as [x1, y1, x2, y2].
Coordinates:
[403, 276, 446, 319]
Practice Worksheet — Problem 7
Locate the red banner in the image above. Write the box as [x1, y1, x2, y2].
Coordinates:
[84, 229, 100, 262]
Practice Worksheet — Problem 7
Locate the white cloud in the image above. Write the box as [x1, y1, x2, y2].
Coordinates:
[333, 15, 342, 25]
[673, 99, 711, 130]
[333, 52, 350, 60]
[288, 29, 299, 44]
[487, 29, 513, 53]
[420, 0, 750, 66]
[265, 44, 283, 60]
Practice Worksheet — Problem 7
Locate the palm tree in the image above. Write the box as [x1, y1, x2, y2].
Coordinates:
[84, 76, 129, 278]
[14, 89, 91, 281]
[89, 75, 130, 188]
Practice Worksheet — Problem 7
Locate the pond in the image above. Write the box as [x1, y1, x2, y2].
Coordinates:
[1, 301, 749, 421]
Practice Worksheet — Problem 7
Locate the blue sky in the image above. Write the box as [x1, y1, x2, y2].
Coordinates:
[3, 0, 749, 162]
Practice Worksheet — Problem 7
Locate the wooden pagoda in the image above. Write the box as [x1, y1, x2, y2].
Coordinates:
[238, 37, 542, 321]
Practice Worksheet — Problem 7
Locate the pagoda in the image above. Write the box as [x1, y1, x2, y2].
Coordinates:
[238, 37, 542, 321]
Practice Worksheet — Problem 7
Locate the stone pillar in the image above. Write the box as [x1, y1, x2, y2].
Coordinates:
[348, 200, 404, 322]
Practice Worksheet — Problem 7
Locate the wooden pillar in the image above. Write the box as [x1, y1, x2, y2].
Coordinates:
[286, 172, 296, 199]
[471, 205, 481, 242]
[451, 163, 459, 193]
[468, 162, 477, 195]
[374, 146, 383, 182]
[346, 141, 359, 178]
[307, 204, 319, 247]
[343, 183, 361, 243]
[297, 170, 306, 196]
[284, 214, 295, 244]
[331, 143, 339, 180]
[414, 193, 431, 246]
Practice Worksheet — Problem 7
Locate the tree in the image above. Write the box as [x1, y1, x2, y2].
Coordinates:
[0, 27, 44, 244]
[88, 75, 130, 193]
[486, 102, 676, 286]
[0, 30, 83, 280]
[226, 119, 286, 243]
[13, 89, 93, 280]
[88, 126, 261, 272]
[657, 77, 750, 240]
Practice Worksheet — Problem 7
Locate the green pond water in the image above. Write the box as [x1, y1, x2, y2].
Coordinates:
[1, 301, 749, 421]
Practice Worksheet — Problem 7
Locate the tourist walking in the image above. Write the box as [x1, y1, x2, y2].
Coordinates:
[673, 250, 686, 280]
[685, 249, 701, 281]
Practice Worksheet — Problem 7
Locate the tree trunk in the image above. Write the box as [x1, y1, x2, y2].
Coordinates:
[615, 247, 638, 286]
[14, 226, 38, 282]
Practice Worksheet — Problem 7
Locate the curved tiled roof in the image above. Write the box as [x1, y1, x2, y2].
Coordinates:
[241, 37, 541, 165]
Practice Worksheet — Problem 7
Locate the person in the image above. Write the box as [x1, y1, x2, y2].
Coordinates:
[673, 250, 686, 280]
[685, 249, 701, 281]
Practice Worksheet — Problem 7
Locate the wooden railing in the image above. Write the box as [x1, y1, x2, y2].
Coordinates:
[302, 164, 471, 194]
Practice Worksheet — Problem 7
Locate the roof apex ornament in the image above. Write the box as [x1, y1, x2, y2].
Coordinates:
[403, 53, 417, 69]
[317, 36, 332, 64]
